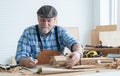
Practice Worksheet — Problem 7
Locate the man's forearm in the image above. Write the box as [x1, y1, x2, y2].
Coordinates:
[72, 43, 83, 55]
[18, 57, 38, 68]
[65, 43, 83, 68]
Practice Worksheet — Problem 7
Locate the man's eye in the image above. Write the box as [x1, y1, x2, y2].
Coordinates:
[48, 20, 52, 22]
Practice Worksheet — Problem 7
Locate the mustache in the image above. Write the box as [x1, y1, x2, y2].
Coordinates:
[41, 27, 49, 28]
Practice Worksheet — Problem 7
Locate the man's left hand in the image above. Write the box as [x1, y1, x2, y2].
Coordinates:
[65, 51, 82, 68]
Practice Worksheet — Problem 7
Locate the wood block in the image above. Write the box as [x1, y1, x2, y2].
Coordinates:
[72, 57, 120, 69]
[117, 59, 120, 65]
[81, 59, 98, 65]
[72, 65, 103, 69]
[50, 56, 66, 67]
[37, 50, 61, 65]
[81, 58, 114, 65]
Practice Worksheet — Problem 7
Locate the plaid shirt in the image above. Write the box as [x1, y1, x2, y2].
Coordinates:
[15, 25, 79, 62]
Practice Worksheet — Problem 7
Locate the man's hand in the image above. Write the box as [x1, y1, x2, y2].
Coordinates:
[19, 57, 38, 68]
[65, 43, 83, 68]
[65, 51, 82, 68]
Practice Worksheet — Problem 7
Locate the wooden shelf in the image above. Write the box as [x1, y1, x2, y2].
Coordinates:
[85, 47, 120, 56]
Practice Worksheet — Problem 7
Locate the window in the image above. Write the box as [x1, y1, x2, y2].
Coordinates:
[100, 0, 117, 25]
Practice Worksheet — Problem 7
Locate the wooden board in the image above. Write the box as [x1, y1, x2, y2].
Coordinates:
[99, 31, 120, 47]
[0, 70, 119, 76]
[0, 65, 120, 76]
[96, 25, 117, 31]
[85, 48, 120, 56]
[24, 64, 82, 74]
[72, 65, 103, 69]
[37, 50, 61, 64]
[91, 29, 99, 45]
[64, 26, 80, 41]
[91, 25, 117, 45]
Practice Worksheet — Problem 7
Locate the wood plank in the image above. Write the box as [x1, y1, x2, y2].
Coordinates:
[85, 48, 120, 56]
[91, 25, 117, 45]
[91, 29, 99, 45]
[96, 25, 117, 31]
[99, 31, 120, 47]
[72, 65, 100, 69]
[64, 26, 80, 41]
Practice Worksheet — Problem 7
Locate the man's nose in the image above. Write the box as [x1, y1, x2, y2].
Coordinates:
[44, 21, 49, 26]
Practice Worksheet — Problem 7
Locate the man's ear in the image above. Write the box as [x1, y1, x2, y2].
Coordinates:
[54, 16, 58, 20]
[54, 16, 58, 25]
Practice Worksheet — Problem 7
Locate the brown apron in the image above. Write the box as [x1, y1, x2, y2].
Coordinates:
[36, 25, 61, 64]
[37, 50, 61, 64]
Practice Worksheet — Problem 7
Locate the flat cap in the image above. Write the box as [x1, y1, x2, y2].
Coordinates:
[37, 5, 58, 18]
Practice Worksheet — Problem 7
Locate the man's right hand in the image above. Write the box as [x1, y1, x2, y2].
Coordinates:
[18, 57, 38, 68]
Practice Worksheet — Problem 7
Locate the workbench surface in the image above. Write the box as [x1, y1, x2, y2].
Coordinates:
[0, 68, 120, 76]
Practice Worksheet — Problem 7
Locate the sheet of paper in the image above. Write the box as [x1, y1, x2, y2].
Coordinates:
[24, 64, 82, 74]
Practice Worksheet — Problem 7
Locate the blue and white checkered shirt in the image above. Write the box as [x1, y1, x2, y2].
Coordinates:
[15, 25, 79, 62]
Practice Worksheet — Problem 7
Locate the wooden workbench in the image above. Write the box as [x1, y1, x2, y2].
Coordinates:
[0, 69, 120, 76]
[0, 66, 120, 76]
[85, 47, 120, 56]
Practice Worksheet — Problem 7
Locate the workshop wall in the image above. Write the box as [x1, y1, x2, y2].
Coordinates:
[0, 0, 94, 64]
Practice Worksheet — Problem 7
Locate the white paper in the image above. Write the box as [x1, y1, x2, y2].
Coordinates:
[24, 64, 81, 74]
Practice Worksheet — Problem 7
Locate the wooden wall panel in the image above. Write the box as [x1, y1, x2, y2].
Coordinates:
[65, 26, 80, 41]
[91, 25, 117, 45]
[91, 29, 99, 45]
[96, 25, 117, 31]
[99, 31, 120, 47]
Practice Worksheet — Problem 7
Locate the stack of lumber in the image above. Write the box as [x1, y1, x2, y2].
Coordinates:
[50, 56, 120, 69]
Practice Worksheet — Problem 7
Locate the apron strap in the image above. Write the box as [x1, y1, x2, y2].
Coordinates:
[36, 25, 43, 50]
[35, 25, 60, 51]
[55, 26, 61, 51]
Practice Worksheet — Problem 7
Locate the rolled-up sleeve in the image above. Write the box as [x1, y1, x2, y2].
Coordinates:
[15, 29, 31, 63]
[60, 27, 79, 51]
